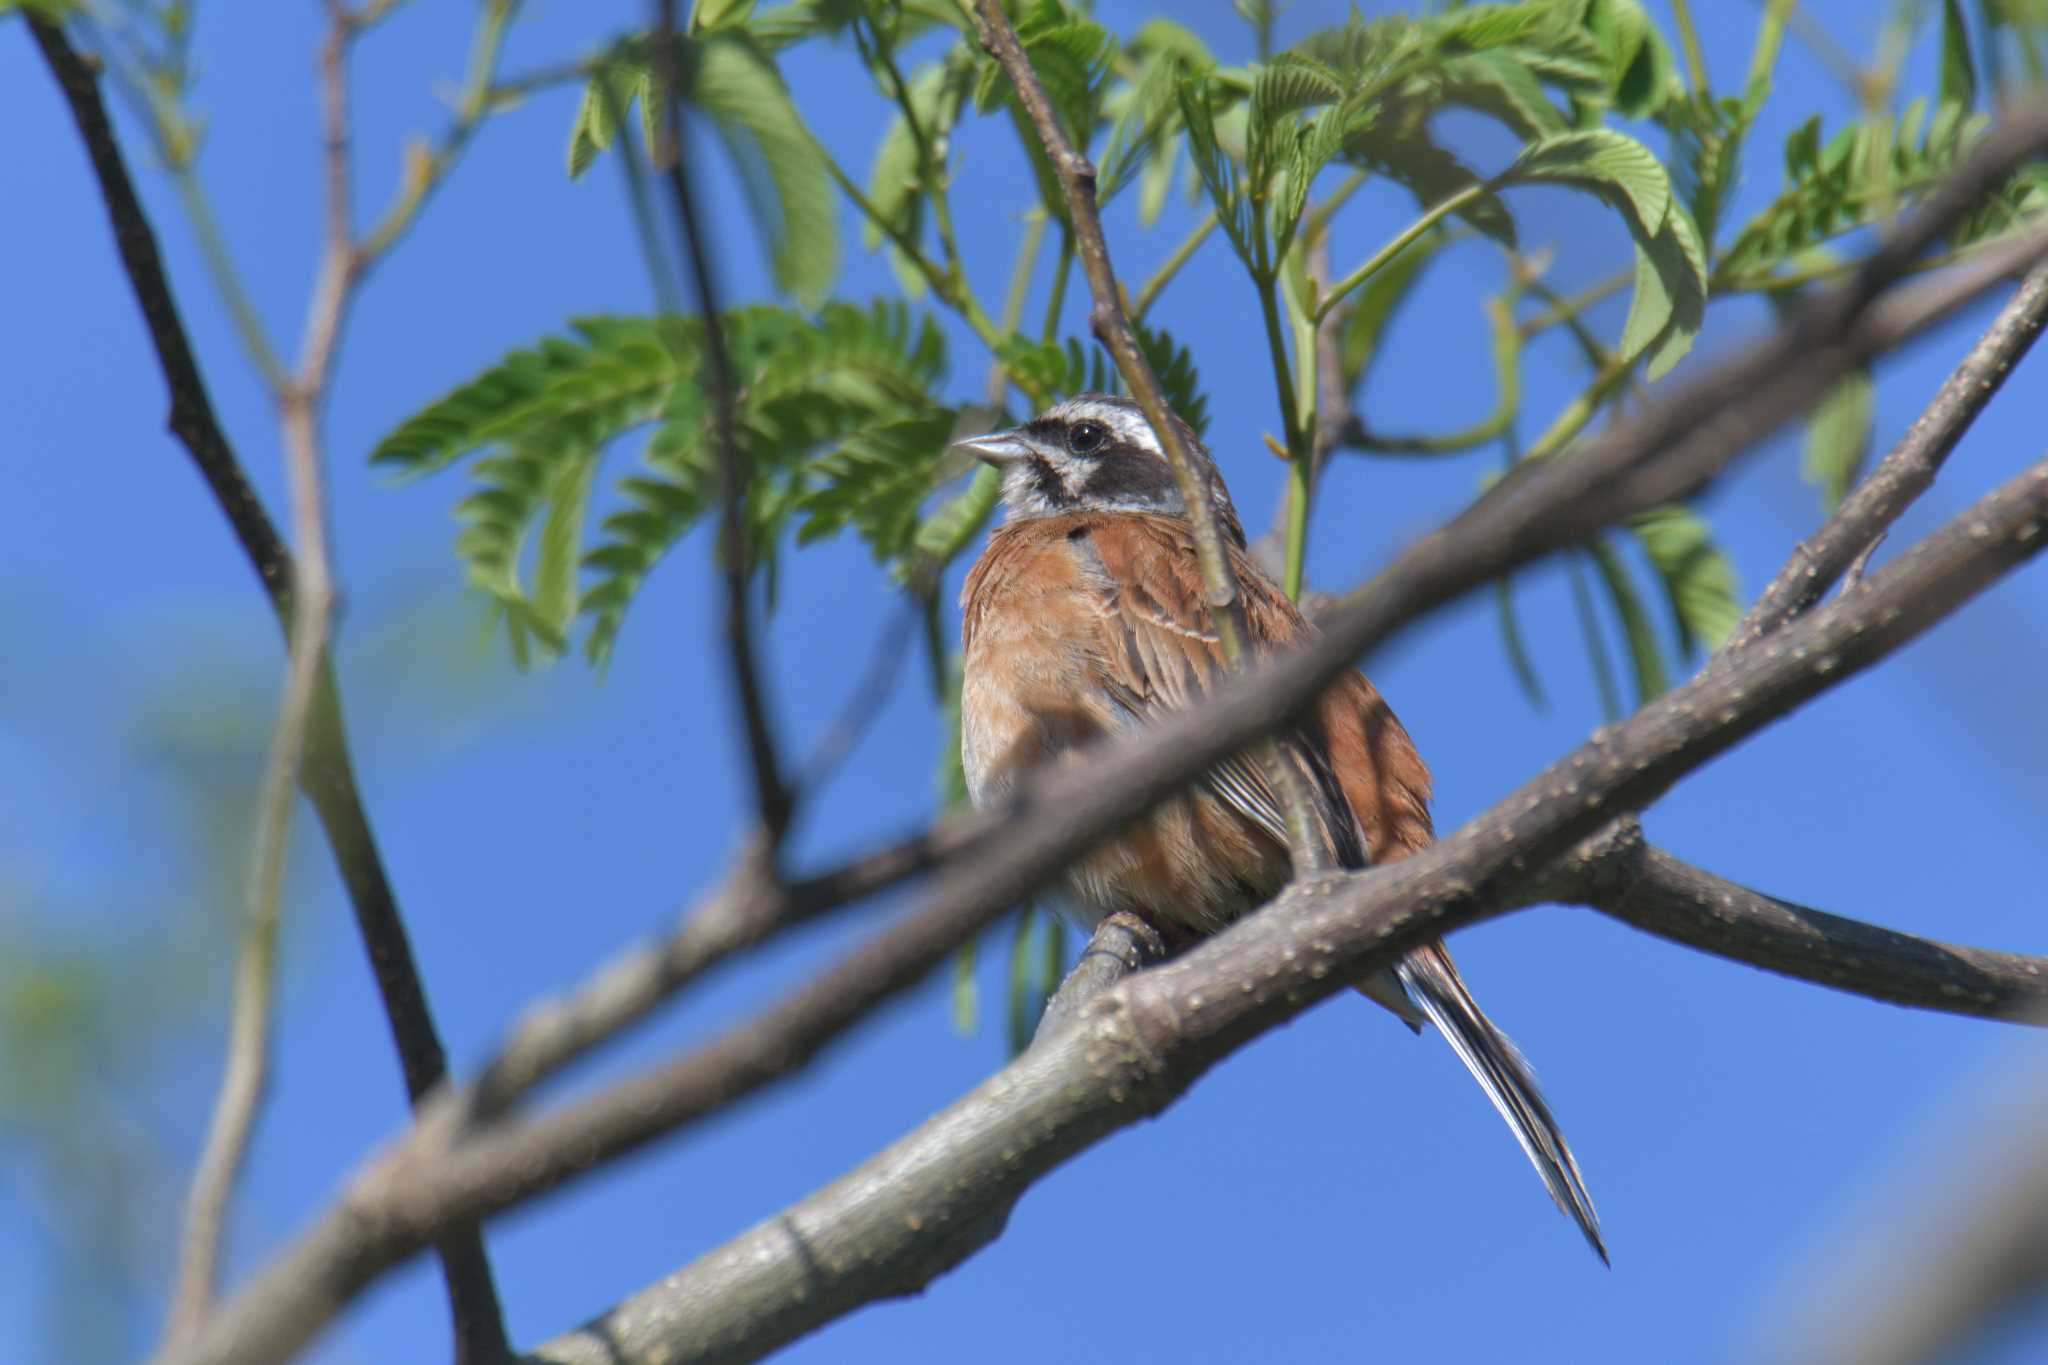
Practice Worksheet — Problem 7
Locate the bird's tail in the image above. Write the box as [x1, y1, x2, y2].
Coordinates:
[1394, 942, 1607, 1264]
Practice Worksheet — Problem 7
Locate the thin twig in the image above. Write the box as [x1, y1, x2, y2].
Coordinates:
[1727, 261, 2048, 651]
[1543, 821, 2048, 1023]
[27, 16, 510, 1360]
[652, 1, 794, 851]
[969, 0, 1330, 872]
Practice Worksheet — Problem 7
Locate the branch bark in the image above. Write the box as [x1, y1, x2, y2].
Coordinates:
[1729, 261, 2048, 649]
[27, 17, 508, 1361]
[1537, 821, 2048, 1023]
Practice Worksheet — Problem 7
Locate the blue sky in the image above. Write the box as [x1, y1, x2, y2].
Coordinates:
[6, 2, 2048, 1362]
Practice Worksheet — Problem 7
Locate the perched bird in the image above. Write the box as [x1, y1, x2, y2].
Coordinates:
[955, 393, 1604, 1261]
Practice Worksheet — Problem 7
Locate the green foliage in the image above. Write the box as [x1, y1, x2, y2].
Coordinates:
[1803, 367, 1876, 511]
[376, 301, 960, 663]
[1717, 97, 2046, 286]
[1502, 129, 1707, 377]
[568, 33, 839, 308]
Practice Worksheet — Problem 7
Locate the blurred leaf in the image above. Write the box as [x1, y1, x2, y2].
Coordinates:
[1336, 228, 1446, 390]
[1587, 535, 1667, 705]
[1627, 503, 1742, 657]
[1493, 572, 1547, 709]
[1803, 366, 1876, 510]
[951, 942, 978, 1035]
[1942, 0, 1980, 110]
[1566, 550, 1623, 722]
[567, 34, 838, 308]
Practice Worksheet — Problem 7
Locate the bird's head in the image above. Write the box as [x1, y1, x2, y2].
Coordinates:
[952, 394, 1246, 546]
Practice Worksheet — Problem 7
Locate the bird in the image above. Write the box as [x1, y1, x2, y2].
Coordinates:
[954, 392, 1604, 1262]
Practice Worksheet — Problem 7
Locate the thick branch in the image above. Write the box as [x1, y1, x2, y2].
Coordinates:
[27, 18, 508, 1359]
[1729, 261, 2048, 649]
[160, 440, 2048, 1365]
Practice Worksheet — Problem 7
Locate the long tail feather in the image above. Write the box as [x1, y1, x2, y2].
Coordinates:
[1395, 943, 1607, 1264]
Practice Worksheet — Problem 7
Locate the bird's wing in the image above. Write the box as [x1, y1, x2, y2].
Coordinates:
[1069, 514, 1368, 866]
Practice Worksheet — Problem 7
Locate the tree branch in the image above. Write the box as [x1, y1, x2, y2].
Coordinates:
[142, 99, 2048, 1365]
[1534, 821, 2048, 1023]
[647, 2, 793, 850]
[26, 17, 508, 1361]
[1729, 261, 2048, 650]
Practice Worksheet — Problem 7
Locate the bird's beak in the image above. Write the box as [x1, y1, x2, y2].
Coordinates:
[951, 430, 1031, 466]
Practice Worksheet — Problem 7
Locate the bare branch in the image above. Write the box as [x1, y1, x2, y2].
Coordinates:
[969, 0, 1331, 870]
[1535, 821, 2048, 1023]
[1032, 911, 1173, 1044]
[1752, 1071, 2048, 1365]
[26, 17, 509, 1361]
[649, 1, 795, 849]
[1730, 261, 2048, 650]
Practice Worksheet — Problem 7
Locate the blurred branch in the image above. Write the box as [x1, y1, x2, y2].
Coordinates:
[1753, 1066, 2048, 1365]
[653, 0, 795, 852]
[150, 111, 2048, 1353]
[1728, 261, 2048, 650]
[969, 0, 1331, 872]
[25, 15, 509, 1362]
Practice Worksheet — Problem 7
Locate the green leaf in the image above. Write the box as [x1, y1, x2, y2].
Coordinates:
[1802, 367, 1875, 510]
[951, 942, 978, 1036]
[1626, 503, 1741, 657]
[1492, 572, 1546, 708]
[1505, 128, 1670, 238]
[1505, 129, 1704, 374]
[1337, 228, 1446, 390]
[1566, 550, 1623, 722]
[911, 464, 1003, 569]
[1587, 535, 1667, 705]
[534, 454, 597, 638]
[692, 35, 839, 309]
[1941, 0, 1979, 111]
[565, 36, 838, 308]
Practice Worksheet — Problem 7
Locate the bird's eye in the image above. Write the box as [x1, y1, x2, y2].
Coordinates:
[1068, 420, 1108, 456]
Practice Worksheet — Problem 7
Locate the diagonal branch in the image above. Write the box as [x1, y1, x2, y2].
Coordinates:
[1728, 261, 2048, 650]
[970, 0, 1330, 870]
[26, 17, 509, 1361]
